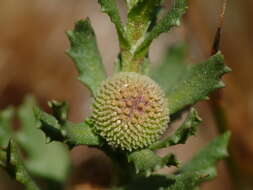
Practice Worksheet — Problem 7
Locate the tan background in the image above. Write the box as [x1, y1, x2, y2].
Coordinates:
[0, 0, 252, 189]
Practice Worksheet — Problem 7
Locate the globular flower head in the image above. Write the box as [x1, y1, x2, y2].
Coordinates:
[91, 72, 169, 151]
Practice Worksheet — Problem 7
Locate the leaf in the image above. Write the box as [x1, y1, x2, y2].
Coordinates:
[149, 108, 202, 150]
[167, 52, 231, 115]
[48, 100, 69, 125]
[150, 43, 188, 94]
[16, 97, 70, 185]
[167, 132, 231, 190]
[119, 0, 162, 73]
[128, 149, 179, 176]
[166, 171, 214, 190]
[98, 0, 128, 48]
[34, 106, 65, 143]
[3, 139, 41, 190]
[136, 0, 188, 56]
[180, 131, 231, 174]
[34, 104, 102, 147]
[65, 121, 103, 146]
[0, 107, 14, 147]
[66, 19, 107, 96]
[124, 132, 230, 190]
[126, 0, 162, 44]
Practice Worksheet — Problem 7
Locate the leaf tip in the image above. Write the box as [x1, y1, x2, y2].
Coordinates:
[215, 80, 226, 89]
[223, 131, 231, 143]
[224, 65, 232, 73]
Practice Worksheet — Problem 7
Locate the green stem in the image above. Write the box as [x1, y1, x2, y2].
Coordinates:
[103, 147, 136, 188]
[121, 49, 146, 72]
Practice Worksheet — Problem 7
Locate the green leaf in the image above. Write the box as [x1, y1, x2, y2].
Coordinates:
[4, 139, 41, 190]
[126, 0, 162, 44]
[34, 103, 102, 148]
[166, 171, 214, 190]
[114, 133, 230, 190]
[66, 19, 107, 96]
[48, 100, 69, 125]
[149, 108, 201, 150]
[150, 43, 187, 94]
[16, 97, 70, 185]
[167, 132, 231, 190]
[136, 0, 188, 56]
[128, 149, 179, 176]
[119, 0, 162, 72]
[167, 52, 231, 115]
[0, 107, 14, 147]
[125, 132, 230, 190]
[180, 131, 231, 174]
[98, 0, 128, 48]
[34, 106, 65, 143]
[65, 121, 103, 146]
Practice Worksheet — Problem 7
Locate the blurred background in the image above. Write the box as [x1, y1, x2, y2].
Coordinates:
[0, 0, 252, 189]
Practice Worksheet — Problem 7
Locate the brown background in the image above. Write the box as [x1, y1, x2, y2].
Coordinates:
[0, 0, 252, 189]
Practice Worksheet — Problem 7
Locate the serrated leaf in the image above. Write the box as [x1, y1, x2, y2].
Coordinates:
[4, 139, 41, 190]
[150, 43, 188, 94]
[48, 100, 69, 125]
[126, 0, 162, 44]
[166, 170, 214, 190]
[34, 106, 65, 143]
[0, 107, 14, 147]
[34, 104, 102, 148]
[66, 19, 107, 96]
[167, 132, 231, 190]
[149, 108, 201, 150]
[167, 52, 231, 115]
[180, 131, 230, 174]
[124, 132, 230, 190]
[98, 0, 128, 48]
[128, 149, 178, 176]
[136, 0, 187, 56]
[16, 97, 70, 185]
[119, 0, 162, 72]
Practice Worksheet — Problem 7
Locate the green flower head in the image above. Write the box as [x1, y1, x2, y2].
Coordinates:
[92, 72, 170, 151]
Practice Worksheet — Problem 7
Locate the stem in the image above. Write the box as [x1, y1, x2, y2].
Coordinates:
[102, 146, 136, 188]
[121, 49, 146, 72]
[120, 0, 159, 73]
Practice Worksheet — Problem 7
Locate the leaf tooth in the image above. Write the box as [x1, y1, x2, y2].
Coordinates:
[215, 81, 226, 89]
[145, 169, 152, 177]
[224, 65, 232, 73]
[46, 137, 52, 144]
[203, 96, 210, 101]
[175, 160, 182, 168]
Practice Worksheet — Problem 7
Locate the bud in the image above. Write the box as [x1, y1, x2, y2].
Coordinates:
[91, 72, 169, 151]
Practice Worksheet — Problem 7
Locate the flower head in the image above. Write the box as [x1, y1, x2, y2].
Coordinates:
[92, 72, 169, 151]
